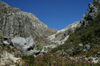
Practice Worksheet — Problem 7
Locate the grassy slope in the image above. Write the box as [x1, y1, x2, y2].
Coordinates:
[51, 2, 100, 56]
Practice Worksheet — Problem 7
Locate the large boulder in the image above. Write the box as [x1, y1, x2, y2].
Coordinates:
[11, 37, 35, 55]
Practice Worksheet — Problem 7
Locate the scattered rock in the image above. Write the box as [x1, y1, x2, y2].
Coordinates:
[79, 43, 83, 47]
[3, 40, 9, 45]
[85, 44, 91, 50]
[0, 51, 22, 66]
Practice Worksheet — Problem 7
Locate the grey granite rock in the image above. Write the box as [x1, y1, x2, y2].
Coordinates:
[11, 37, 35, 55]
[80, 3, 99, 28]
[0, 1, 57, 52]
[0, 1, 57, 38]
[48, 21, 80, 44]
[85, 44, 91, 50]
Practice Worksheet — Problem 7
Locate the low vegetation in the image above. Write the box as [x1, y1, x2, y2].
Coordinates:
[21, 53, 100, 66]
[93, 0, 100, 8]
[51, 12, 100, 56]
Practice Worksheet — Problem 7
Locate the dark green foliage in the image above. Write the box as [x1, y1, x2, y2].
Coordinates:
[93, 1, 100, 8]
[51, 13, 100, 56]
[22, 55, 35, 64]
[21, 53, 100, 66]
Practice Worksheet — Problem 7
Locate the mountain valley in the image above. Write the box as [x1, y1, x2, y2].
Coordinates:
[0, 0, 100, 66]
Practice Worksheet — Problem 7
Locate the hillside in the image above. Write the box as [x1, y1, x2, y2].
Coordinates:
[1, 0, 100, 66]
[51, 0, 100, 57]
[0, 1, 57, 55]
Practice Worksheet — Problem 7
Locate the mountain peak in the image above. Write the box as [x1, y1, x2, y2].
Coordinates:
[0, 1, 10, 8]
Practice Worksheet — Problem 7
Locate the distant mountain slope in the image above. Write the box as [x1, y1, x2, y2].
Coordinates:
[1, 0, 100, 65]
[51, 0, 100, 56]
[44, 0, 100, 52]
[48, 21, 80, 43]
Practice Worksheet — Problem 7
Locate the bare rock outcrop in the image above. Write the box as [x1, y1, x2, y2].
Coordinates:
[0, 1, 57, 39]
[80, 2, 99, 28]
[0, 1, 57, 55]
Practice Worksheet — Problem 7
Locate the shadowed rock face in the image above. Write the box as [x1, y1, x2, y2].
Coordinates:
[94, 0, 100, 3]
[80, 2, 99, 28]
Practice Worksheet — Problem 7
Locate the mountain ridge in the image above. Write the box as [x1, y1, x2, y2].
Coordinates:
[0, 1, 57, 55]
[51, 0, 100, 57]
[0, 0, 100, 65]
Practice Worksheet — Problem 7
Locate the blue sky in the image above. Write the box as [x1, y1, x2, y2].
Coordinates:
[1, 0, 93, 30]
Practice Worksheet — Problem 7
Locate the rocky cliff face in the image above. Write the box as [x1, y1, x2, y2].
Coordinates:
[41, 21, 80, 52]
[0, 1, 57, 55]
[50, 0, 100, 57]
[80, 1, 99, 28]
[47, 0, 100, 46]
[0, 1, 57, 39]
[0, 0, 99, 55]
[44, 0, 100, 50]
[47, 21, 80, 47]
[0, 0, 100, 65]
[54, 0, 100, 44]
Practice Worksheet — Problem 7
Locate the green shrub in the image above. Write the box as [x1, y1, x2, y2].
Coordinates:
[22, 55, 35, 65]
[51, 13, 100, 56]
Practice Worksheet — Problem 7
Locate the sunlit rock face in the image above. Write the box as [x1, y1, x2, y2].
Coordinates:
[47, 21, 80, 43]
[0, 1, 57, 39]
[0, 1, 57, 55]
[0, 0, 99, 56]
[0, 51, 21, 66]
[11, 37, 35, 55]
[43, 22, 80, 51]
